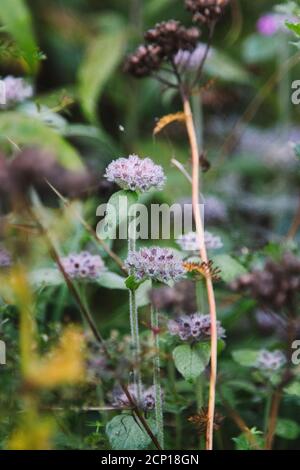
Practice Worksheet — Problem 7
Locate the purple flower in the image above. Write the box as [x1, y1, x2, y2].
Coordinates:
[125, 247, 185, 284]
[257, 13, 298, 36]
[0, 248, 11, 267]
[1, 76, 33, 108]
[168, 313, 225, 342]
[60, 251, 106, 280]
[104, 155, 166, 192]
[177, 231, 223, 254]
[112, 384, 159, 411]
[174, 43, 213, 72]
[255, 349, 286, 372]
[204, 195, 228, 224]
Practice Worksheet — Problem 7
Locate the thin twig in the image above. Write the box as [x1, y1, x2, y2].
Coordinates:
[170, 157, 192, 183]
[265, 388, 282, 450]
[181, 92, 218, 450]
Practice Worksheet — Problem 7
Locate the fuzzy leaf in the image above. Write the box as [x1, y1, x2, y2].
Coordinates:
[106, 415, 156, 450]
[98, 272, 126, 290]
[276, 419, 300, 440]
[212, 254, 247, 283]
[173, 342, 211, 383]
[232, 349, 259, 367]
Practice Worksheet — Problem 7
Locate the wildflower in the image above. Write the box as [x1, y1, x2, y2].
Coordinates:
[257, 13, 297, 36]
[231, 253, 300, 311]
[112, 384, 158, 411]
[0, 248, 11, 267]
[174, 43, 213, 72]
[125, 247, 185, 284]
[144, 20, 200, 58]
[185, 0, 229, 25]
[255, 349, 286, 373]
[177, 230, 223, 253]
[1, 76, 33, 108]
[168, 312, 225, 342]
[60, 251, 106, 280]
[104, 155, 166, 192]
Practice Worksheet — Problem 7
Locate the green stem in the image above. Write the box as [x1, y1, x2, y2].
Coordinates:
[151, 303, 164, 449]
[196, 279, 206, 313]
[128, 232, 142, 403]
[263, 387, 273, 435]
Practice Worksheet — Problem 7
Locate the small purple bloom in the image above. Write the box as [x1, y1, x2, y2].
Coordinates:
[174, 43, 213, 72]
[125, 247, 185, 284]
[177, 231, 223, 254]
[255, 349, 286, 372]
[60, 251, 106, 280]
[112, 384, 160, 411]
[104, 154, 166, 193]
[168, 313, 225, 342]
[1, 76, 33, 108]
[0, 248, 11, 268]
[257, 14, 280, 36]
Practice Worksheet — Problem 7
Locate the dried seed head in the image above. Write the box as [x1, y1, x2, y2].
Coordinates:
[124, 44, 164, 78]
[104, 154, 166, 192]
[144, 20, 200, 58]
[125, 247, 185, 284]
[185, 0, 229, 25]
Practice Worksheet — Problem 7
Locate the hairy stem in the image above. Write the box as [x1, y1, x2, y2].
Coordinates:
[182, 93, 218, 450]
[151, 303, 164, 449]
[128, 233, 142, 402]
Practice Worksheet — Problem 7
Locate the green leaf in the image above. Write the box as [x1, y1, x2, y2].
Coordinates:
[286, 21, 300, 36]
[212, 254, 247, 283]
[173, 342, 211, 383]
[136, 280, 152, 307]
[106, 415, 156, 450]
[206, 49, 251, 84]
[233, 428, 263, 450]
[232, 349, 259, 367]
[242, 34, 279, 64]
[275, 419, 300, 440]
[0, 112, 84, 170]
[97, 272, 126, 290]
[0, 0, 38, 73]
[78, 30, 126, 122]
[97, 190, 138, 240]
[29, 268, 63, 289]
[284, 381, 300, 397]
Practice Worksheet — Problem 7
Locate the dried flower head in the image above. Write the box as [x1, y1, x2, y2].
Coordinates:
[231, 253, 300, 311]
[188, 407, 224, 434]
[60, 251, 106, 280]
[125, 247, 185, 284]
[112, 384, 158, 411]
[255, 349, 287, 373]
[185, 0, 229, 25]
[177, 230, 223, 253]
[1, 76, 33, 107]
[124, 44, 164, 78]
[0, 248, 11, 267]
[168, 312, 225, 342]
[104, 154, 166, 192]
[144, 20, 200, 58]
[183, 260, 221, 281]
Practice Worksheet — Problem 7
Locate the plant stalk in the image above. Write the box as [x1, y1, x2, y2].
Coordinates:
[182, 93, 218, 450]
[151, 303, 164, 449]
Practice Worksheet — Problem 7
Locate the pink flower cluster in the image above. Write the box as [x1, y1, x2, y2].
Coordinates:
[104, 155, 166, 193]
[112, 384, 157, 411]
[0, 248, 11, 267]
[177, 230, 223, 254]
[168, 313, 225, 342]
[255, 349, 286, 372]
[1, 76, 33, 107]
[125, 247, 185, 284]
[60, 251, 106, 280]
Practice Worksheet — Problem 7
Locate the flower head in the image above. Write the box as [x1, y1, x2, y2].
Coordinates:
[60, 251, 106, 280]
[185, 0, 229, 25]
[1, 76, 33, 108]
[174, 43, 213, 72]
[177, 230, 223, 254]
[255, 349, 286, 372]
[257, 13, 297, 36]
[104, 155, 166, 192]
[168, 313, 225, 342]
[125, 247, 185, 284]
[112, 384, 158, 411]
[204, 195, 228, 224]
[0, 248, 11, 267]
